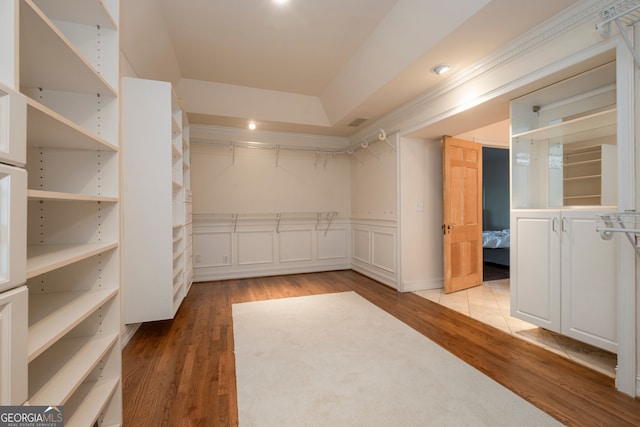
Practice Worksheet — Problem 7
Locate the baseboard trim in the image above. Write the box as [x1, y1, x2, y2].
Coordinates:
[121, 323, 141, 348]
[193, 263, 351, 282]
[400, 278, 444, 293]
[350, 264, 398, 290]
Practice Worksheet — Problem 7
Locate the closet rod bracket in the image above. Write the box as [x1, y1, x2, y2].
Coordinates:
[597, 211, 640, 257]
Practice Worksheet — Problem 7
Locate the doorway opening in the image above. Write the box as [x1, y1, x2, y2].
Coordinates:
[481, 146, 510, 281]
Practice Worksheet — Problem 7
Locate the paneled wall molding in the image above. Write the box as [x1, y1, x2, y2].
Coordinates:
[193, 217, 351, 281]
[349, 218, 398, 226]
[348, 0, 621, 143]
[351, 221, 399, 289]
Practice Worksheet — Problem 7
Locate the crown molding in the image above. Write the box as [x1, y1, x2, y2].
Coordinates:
[348, 0, 620, 142]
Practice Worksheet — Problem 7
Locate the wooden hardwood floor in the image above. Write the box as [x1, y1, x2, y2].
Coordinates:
[122, 270, 640, 426]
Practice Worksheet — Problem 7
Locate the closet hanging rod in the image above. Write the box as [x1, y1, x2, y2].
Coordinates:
[191, 128, 395, 156]
[193, 211, 339, 234]
[192, 138, 352, 155]
[193, 211, 339, 220]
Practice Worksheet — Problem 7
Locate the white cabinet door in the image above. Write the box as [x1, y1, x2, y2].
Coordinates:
[510, 210, 561, 331]
[0, 163, 26, 293]
[0, 82, 26, 167]
[0, 286, 27, 405]
[561, 210, 617, 352]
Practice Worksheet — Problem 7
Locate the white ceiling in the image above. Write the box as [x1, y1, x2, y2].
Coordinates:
[121, 0, 580, 137]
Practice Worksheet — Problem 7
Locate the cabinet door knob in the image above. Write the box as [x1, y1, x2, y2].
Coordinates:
[552, 217, 558, 232]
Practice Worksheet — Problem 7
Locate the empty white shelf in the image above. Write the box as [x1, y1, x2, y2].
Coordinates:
[28, 288, 118, 362]
[28, 189, 118, 203]
[32, 0, 118, 29]
[27, 242, 118, 279]
[28, 333, 118, 405]
[512, 108, 616, 144]
[26, 98, 118, 151]
[64, 378, 119, 427]
[20, 0, 117, 95]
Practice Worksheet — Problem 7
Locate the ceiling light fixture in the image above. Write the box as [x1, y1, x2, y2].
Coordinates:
[273, 0, 288, 4]
[432, 64, 452, 75]
[248, 122, 256, 130]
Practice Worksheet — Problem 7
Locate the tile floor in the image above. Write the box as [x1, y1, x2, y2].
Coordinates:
[414, 279, 617, 378]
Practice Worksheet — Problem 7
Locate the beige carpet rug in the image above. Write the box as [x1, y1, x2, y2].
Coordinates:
[233, 291, 564, 426]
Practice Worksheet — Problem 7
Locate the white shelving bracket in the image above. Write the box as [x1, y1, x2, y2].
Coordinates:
[377, 128, 396, 152]
[195, 211, 339, 234]
[348, 148, 364, 165]
[324, 212, 335, 236]
[596, 1, 640, 68]
[597, 211, 640, 257]
[360, 140, 379, 159]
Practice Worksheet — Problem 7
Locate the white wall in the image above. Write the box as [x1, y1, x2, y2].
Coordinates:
[349, 135, 399, 288]
[399, 137, 443, 292]
[455, 119, 510, 148]
[191, 143, 351, 215]
[191, 140, 353, 281]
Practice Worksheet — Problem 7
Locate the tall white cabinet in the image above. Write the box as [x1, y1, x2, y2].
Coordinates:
[0, 38, 28, 407]
[122, 77, 191, 324]
[183, 114, 193, 294]
[510, 61, 618, 353]
[0, 0, 123, 424]
[511, 209, 617, 352]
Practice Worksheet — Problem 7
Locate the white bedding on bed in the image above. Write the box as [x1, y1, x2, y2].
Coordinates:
[482, 229, 510, 248]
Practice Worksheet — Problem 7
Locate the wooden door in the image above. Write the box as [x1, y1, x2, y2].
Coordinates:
[442, 136, 483, 293]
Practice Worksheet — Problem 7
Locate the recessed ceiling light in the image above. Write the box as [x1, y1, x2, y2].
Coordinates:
[273, 0, 288, 4]
[432, 64, 452, 75]
[248, 122, 257, 130]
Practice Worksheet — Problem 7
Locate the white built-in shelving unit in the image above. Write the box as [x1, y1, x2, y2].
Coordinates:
[510, 61, 619, 353]
[5, 0, 123, 424]
[182, 110, 194, 294]
[122, 77, 191, 324]
[511, 62, 617, 210]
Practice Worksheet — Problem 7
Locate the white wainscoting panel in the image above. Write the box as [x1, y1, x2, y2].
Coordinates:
[238, 231, 274, 265]
[279, 230, 313, 263]
[372, 231, 396, 273]
[351, 219, 398, 289]
[193, 232, 232, 267]
[318, 229, 349, 260]
[352, 228, 371, 264]
[193, 217, 351, 281]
